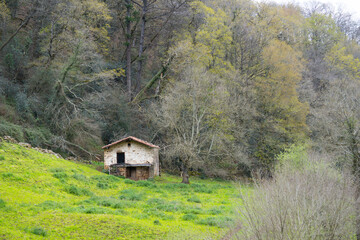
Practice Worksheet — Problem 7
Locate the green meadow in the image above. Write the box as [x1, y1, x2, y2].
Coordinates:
[0, 141, 247, 239]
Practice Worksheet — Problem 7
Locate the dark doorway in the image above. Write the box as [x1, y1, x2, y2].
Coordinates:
[117, 152, 125, 164]
[126, 167, 137, 180]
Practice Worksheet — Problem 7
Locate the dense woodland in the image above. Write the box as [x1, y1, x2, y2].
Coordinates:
[2, 0, 360, 238]
[1, 0, 360, 182]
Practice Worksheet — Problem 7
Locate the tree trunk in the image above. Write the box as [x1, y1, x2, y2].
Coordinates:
[135, 0, 147, 94]
[125, 0, 132, 99]
[347, 120, 360, 239]
[356, 179, 360, 240]
[0, 12, 34, 52]
[181, 160, 190, 184]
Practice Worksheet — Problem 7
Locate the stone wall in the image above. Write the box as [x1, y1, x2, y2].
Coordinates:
[103, 140, 159, 177]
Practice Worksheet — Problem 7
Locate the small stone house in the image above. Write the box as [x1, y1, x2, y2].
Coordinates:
[102, 136, 160, 180]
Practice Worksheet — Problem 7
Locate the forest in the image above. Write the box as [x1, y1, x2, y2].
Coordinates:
[1, 0, 360, 238]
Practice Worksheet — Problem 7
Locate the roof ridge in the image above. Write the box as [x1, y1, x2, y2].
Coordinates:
[102, 136, 160, 149]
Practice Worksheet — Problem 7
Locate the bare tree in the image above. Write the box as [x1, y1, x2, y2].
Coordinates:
[237, 151, 355, 240]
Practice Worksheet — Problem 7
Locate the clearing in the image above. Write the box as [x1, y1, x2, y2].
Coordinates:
[0, 141, 248, 239]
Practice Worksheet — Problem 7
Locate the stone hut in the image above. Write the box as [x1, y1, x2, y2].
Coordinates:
[102, 136, 160, 180]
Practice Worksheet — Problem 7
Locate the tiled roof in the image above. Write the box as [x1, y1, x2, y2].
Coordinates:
[102, 136, 160, 149]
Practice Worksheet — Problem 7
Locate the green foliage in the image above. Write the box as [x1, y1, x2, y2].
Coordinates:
[136, 180, 156, 188]
[0, 155, 5, 161]
[0, 141, 248, 239]
[64, 185, 93, 196]
[72, 173, 88, 182]
[0, 120, 24, 142]
[28, 227, 47, 236]
[119, 189, 145, 201]
[196, 216, 233, 228]
[187, 196, 201, 203]
[0, 199, 6, 208]
[124, 179, 135, 184]
[182, 214, 197, 221]
[191, 183, 213, 193]
[276, 144, 309, 171]
[37, 200, 64, 210]
[53, 172, 68, 180]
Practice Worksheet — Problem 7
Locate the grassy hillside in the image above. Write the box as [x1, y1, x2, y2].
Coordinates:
[0, 141, 246, 239]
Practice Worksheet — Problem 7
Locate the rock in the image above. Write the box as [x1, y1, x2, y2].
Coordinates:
[19, 142, 32, 148]
[4, 136, 17, 143]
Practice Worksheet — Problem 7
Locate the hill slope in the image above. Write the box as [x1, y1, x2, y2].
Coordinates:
[0, 141, 244, 239]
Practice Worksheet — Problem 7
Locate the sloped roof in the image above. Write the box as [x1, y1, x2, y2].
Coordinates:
[102, 136, 160, 149]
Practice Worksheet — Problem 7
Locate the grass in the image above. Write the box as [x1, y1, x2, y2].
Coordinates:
[0, 141, 250, 239]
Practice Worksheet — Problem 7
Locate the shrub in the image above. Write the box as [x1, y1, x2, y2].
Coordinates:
[0, 155, 5, 161]
[64, 185, 93, 196]
[124, 179, 135, 184]
[53, 172, 68, 180]
[208, 206, 225, 215]
[136, 180, 156, 188]
[187, 196, 201, 203]
[72, 173, 88, 182]
[23, 127, 52, 147]
[37, 200, 63, 210]
[191, 183, 213, 193]
[153, 220, 161, 225]
[1, 172, 22, 181]
[143, 208, 174, 220]
[96, 182, 112, 189]
[50, 168, 65, 173]
[0, 120, 25, 142]
[82, 207, 108, 214]
[87, 196, 125, 209]
[197, 216, 233, 228]
[237, 152, 355, 239]
[146, 198, 183, 212]
[182, 214, 197, 221]
[0, 199, 6, 208]
[91, 175, 120, 183]
[28, 227, 47, 236]
[119, 189, 145, 201]
[182, 207, 202, 215]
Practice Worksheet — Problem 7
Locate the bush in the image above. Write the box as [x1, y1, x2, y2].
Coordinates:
[208, 206, 225, 215]
[182, 214, 197, 221]
[119, 189, 145, 201]
[143, 208, 174, 220]
[0, 199, 6, 208]
[91, 175, 120, 183]
[237, 152, 355, 239]
[191, 183, 213, 193]
[53, 172, 68, 180]
[72, 173, 88, 182]
[96, 182, 112, 189]
[187, 195, 201, 203]
[153, 220, 161, 225]
[37, 200, 64, 210]
[28, 227, 47, 236]
[136, 180, 156, 188]
[197, 216, 233, 228]
[1, 172, 22, 181]
[182, 207, 202, 215]
[50, 168, 66, 173]
[0, 155, 5, 161]
[146, 198, 183, 212]
[124, 179, 135, 184]
[64, 185, 93, 196]
[0, 120, 24, 142]
[87, 196, 125, 209]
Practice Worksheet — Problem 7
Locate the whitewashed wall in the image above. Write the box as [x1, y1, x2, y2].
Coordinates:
[104, 140, 159, 176]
